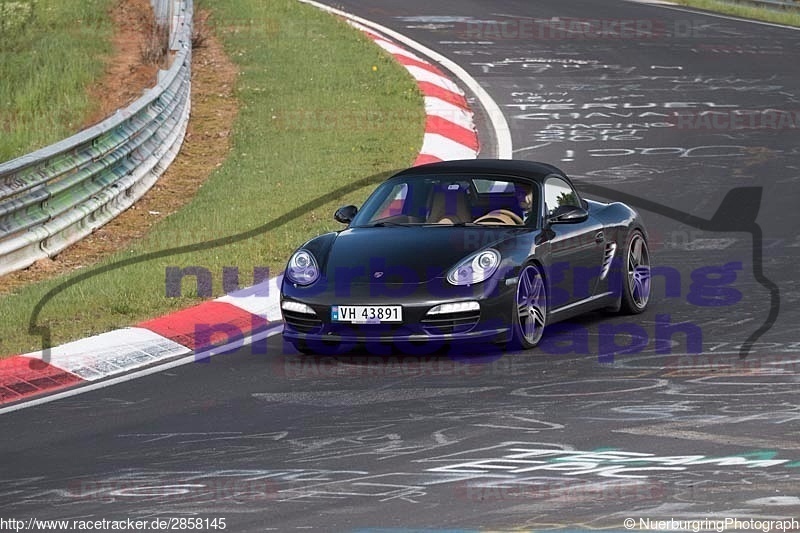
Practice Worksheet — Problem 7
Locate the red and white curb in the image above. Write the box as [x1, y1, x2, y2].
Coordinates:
[0, 7, 490, 409]
[0, 277, 284, 407]
[347, 19, 479, 165]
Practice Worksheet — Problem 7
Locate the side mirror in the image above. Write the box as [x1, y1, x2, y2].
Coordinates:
[547, 205, 589, 225]
[334, 205, 358, 224]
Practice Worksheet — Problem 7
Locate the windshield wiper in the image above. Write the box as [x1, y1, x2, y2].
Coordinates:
[365, 221, 410, 227]
[421, 221, 479, 227]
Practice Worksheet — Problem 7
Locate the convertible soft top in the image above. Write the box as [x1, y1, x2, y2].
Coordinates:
[394, 159, 567, 182]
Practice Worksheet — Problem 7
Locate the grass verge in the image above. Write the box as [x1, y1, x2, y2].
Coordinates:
[0, 0, 114, 162]
[0, 0, 424, 357]
[671, 0, 800, 27]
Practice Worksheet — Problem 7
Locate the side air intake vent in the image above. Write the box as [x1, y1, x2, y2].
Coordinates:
[600, 242, 617, 280]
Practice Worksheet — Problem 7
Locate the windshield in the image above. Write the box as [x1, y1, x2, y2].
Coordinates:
[350, 174, 537, 228]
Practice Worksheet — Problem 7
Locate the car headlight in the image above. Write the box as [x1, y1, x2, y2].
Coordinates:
[447, 249, 500, 286]
[286, 249, 320, 285]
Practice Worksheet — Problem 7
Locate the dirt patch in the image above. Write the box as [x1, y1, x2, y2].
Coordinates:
[0, 10, 238, 294]
[84, 0, 160, 127]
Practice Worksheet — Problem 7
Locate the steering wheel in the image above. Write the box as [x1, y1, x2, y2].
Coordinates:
[474, 209, 524, 225]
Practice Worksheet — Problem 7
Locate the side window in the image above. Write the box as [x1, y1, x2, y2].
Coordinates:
[543, 177, 580, 216]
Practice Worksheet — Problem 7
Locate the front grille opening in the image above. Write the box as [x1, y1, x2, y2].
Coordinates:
[282, 310, 323, 333]
[421, 309, 481, 335]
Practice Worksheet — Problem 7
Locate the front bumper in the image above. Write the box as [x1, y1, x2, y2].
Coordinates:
[280, 276, 515, 348]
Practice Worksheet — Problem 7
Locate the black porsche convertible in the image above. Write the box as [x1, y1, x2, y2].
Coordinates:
[280, 159, 650, 354]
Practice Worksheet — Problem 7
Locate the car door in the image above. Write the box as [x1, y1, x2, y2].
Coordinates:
[540, 175, 605, 308]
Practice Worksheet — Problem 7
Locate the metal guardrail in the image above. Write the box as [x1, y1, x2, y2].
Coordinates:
[0, 0, 193, 276]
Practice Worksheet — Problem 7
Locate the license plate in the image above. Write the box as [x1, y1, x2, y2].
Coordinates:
[332, 305, 402, 323]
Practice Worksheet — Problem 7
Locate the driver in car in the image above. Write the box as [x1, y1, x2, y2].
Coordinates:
[516, 183, 534, 224]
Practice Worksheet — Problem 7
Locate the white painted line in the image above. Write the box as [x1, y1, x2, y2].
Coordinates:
[424, 96, 475, 130]
[0, 327, 284, 415]
[372, 38, 426, 62]
[344, 19, 385, 39]
[764, 359, 800, 365]
[23, 327, 191, 381]
[419, 133, 478, 160]
[298, 0, 513, 158]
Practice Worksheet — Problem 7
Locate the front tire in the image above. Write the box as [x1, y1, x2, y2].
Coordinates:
[620, 230, 651, 314]
[510, 263, 548, 350]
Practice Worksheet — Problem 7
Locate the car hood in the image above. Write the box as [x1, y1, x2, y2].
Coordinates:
[319, 226, 522, 284]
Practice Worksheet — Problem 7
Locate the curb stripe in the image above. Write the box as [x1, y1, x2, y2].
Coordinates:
[419, 132, 479, 161]
[0, 357, 83, 403]
[425, 115, 479, 152]
[404, 65, 463, 95]
[415, 82, 468, 109]
[215, 275, 284, 321]
[0, 326, 285, 415]
[356, 25, 478, 164]
[393, 54, 447, 76]
[22, 328, 191, 381]
[424, 96, 475, 131]
[307, 0, 511, 158]
[139, 301, 269, 351]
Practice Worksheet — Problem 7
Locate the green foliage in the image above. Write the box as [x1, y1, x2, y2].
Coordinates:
[557, 191, 578, 208]
[672, 0, 800, 27]
[0, 0, 114, 162]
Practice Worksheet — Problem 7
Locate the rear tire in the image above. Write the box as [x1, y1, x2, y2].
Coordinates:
[509, 263, 547, 350]
[620, 230, 651, 314]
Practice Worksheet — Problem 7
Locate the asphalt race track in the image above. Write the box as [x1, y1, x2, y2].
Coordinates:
[2, 0, 800, 530]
